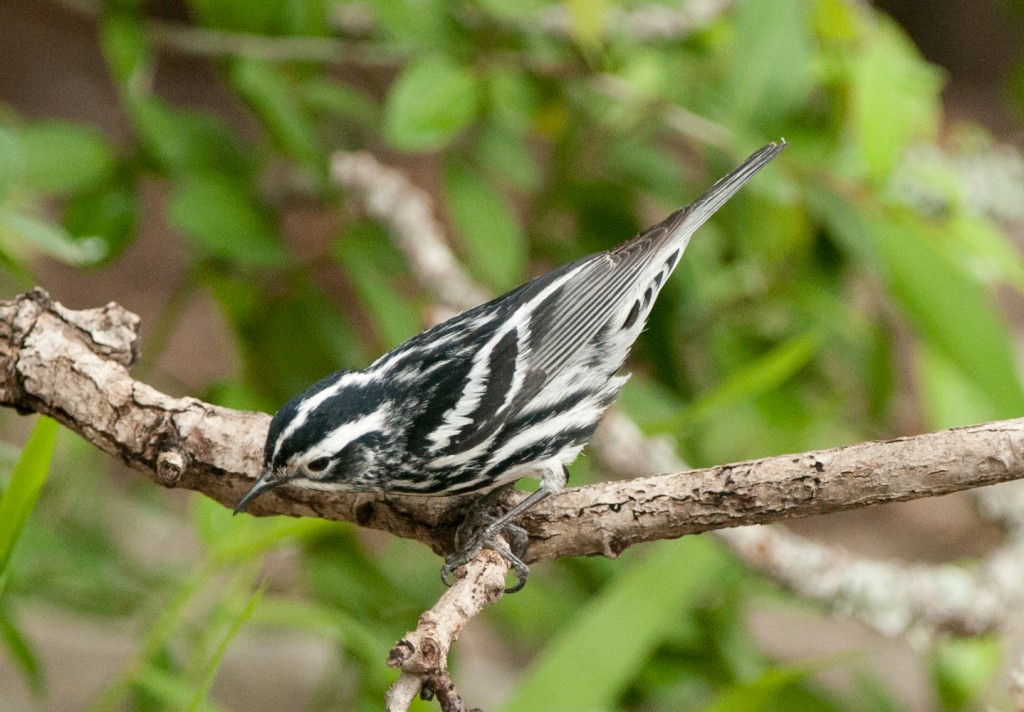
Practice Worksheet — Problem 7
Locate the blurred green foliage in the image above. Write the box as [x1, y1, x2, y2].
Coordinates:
[0, 0, 1022, 710]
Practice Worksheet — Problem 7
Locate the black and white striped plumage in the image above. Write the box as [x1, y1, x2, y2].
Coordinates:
[236, 142, 784, 582]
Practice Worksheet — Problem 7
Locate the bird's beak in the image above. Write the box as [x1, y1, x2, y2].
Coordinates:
[233, 468, 288, 515]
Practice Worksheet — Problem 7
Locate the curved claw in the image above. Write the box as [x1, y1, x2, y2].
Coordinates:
[441, 541, 481, 587]
[490, 538, 529, 593]
[440, 487, 542, 593]
[504, 574, 527, 595]
[440, 562, 458, 588]
[439, 529, 531, 594]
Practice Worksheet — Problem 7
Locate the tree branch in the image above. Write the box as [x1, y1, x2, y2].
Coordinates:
[4, 287, 1023, 563]
[386, 548, 507, 712]
[8, 287, 1024, 707]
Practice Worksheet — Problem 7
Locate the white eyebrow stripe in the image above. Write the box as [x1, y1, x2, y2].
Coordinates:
[273, 371, 375, 460]
[304, 408, 387, 463]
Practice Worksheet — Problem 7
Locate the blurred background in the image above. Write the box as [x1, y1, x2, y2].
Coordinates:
[2, 0, 1024, 710]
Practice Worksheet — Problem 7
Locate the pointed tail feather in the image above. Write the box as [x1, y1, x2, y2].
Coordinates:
[657, 139, 787, 250]
[523, 141, 785, 384]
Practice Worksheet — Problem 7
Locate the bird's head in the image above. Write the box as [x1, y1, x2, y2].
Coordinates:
[234, 371, 388, 513]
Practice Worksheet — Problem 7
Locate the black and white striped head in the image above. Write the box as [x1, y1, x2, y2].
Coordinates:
[234, 371, 391, 512]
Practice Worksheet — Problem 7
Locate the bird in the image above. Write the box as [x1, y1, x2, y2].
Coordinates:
[235, 140, 785, 591]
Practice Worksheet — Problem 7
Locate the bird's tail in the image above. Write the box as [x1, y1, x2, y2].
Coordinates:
[655, 140, 787, 253]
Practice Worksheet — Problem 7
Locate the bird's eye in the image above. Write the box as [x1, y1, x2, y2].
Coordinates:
[307, 457, 330, 473]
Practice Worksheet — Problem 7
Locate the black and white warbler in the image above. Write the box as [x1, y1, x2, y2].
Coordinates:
[235, 141, 785, 590]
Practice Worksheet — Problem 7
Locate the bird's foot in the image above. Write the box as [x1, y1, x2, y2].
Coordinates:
[440, 521, 530, 593]
[441, 482, 553, 593]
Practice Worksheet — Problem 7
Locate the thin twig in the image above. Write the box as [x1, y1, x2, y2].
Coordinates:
[146, 20, 400, 65]
[332, 152, 491, 313]
[386, 548, 507, 711]
[48, 0, 400, 65]
[592, 74, 734, 149]
[530, 0, 738, 41]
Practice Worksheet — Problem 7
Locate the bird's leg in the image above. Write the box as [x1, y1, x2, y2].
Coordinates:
[449, 483, 518, 553]
[441, 487, 547, 593]
[441, 466, 567, 593]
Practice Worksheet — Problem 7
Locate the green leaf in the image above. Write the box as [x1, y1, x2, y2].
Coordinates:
[302, 77, 380, 127]
[133, 98, 250, 177]
[930, 636, 1001, 712]
[656, 330, 822, 432]
[816, 191, 1024, 419]
[230, 59, 321, 166]
[443, 159, 527, 291]
[475, 125, 543, 191]
[0, 600, 45, 695]
[17, 121, 116, 194]
[849, 20, 943, 180]
[485, 68, 539, 133]
[564, 0, 609, 50]
[0, 418, 58, 597]
[730, 0, 815, 127]
[90, 567, 215, 712]
[168, 176, 287, 266]
[605, 135, 686, 205]
[917, 345, 995, 430]
[874, 216, 1024, 418]
[100, 14, 153, 93]
[384, 56, 478, 151]
[369, 0, 451, 45]
[0, 208, 108, 265]
[212, 278, 366, 398]
[281, 0, 331, 35]
[700, 663, 821, 712]
[191, 493, 329, 563]
[333, 223, 423, 348]
[498, 537, 726, 712]
[184, 581, 264, 712]
[617, 374, 689, 431]
[473, 0, 546, 19]
[949, 215, 1024, 296]
[133, 666, 230, 712]
[813, 0, 860, 42]
[63, 174, 139, 262]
